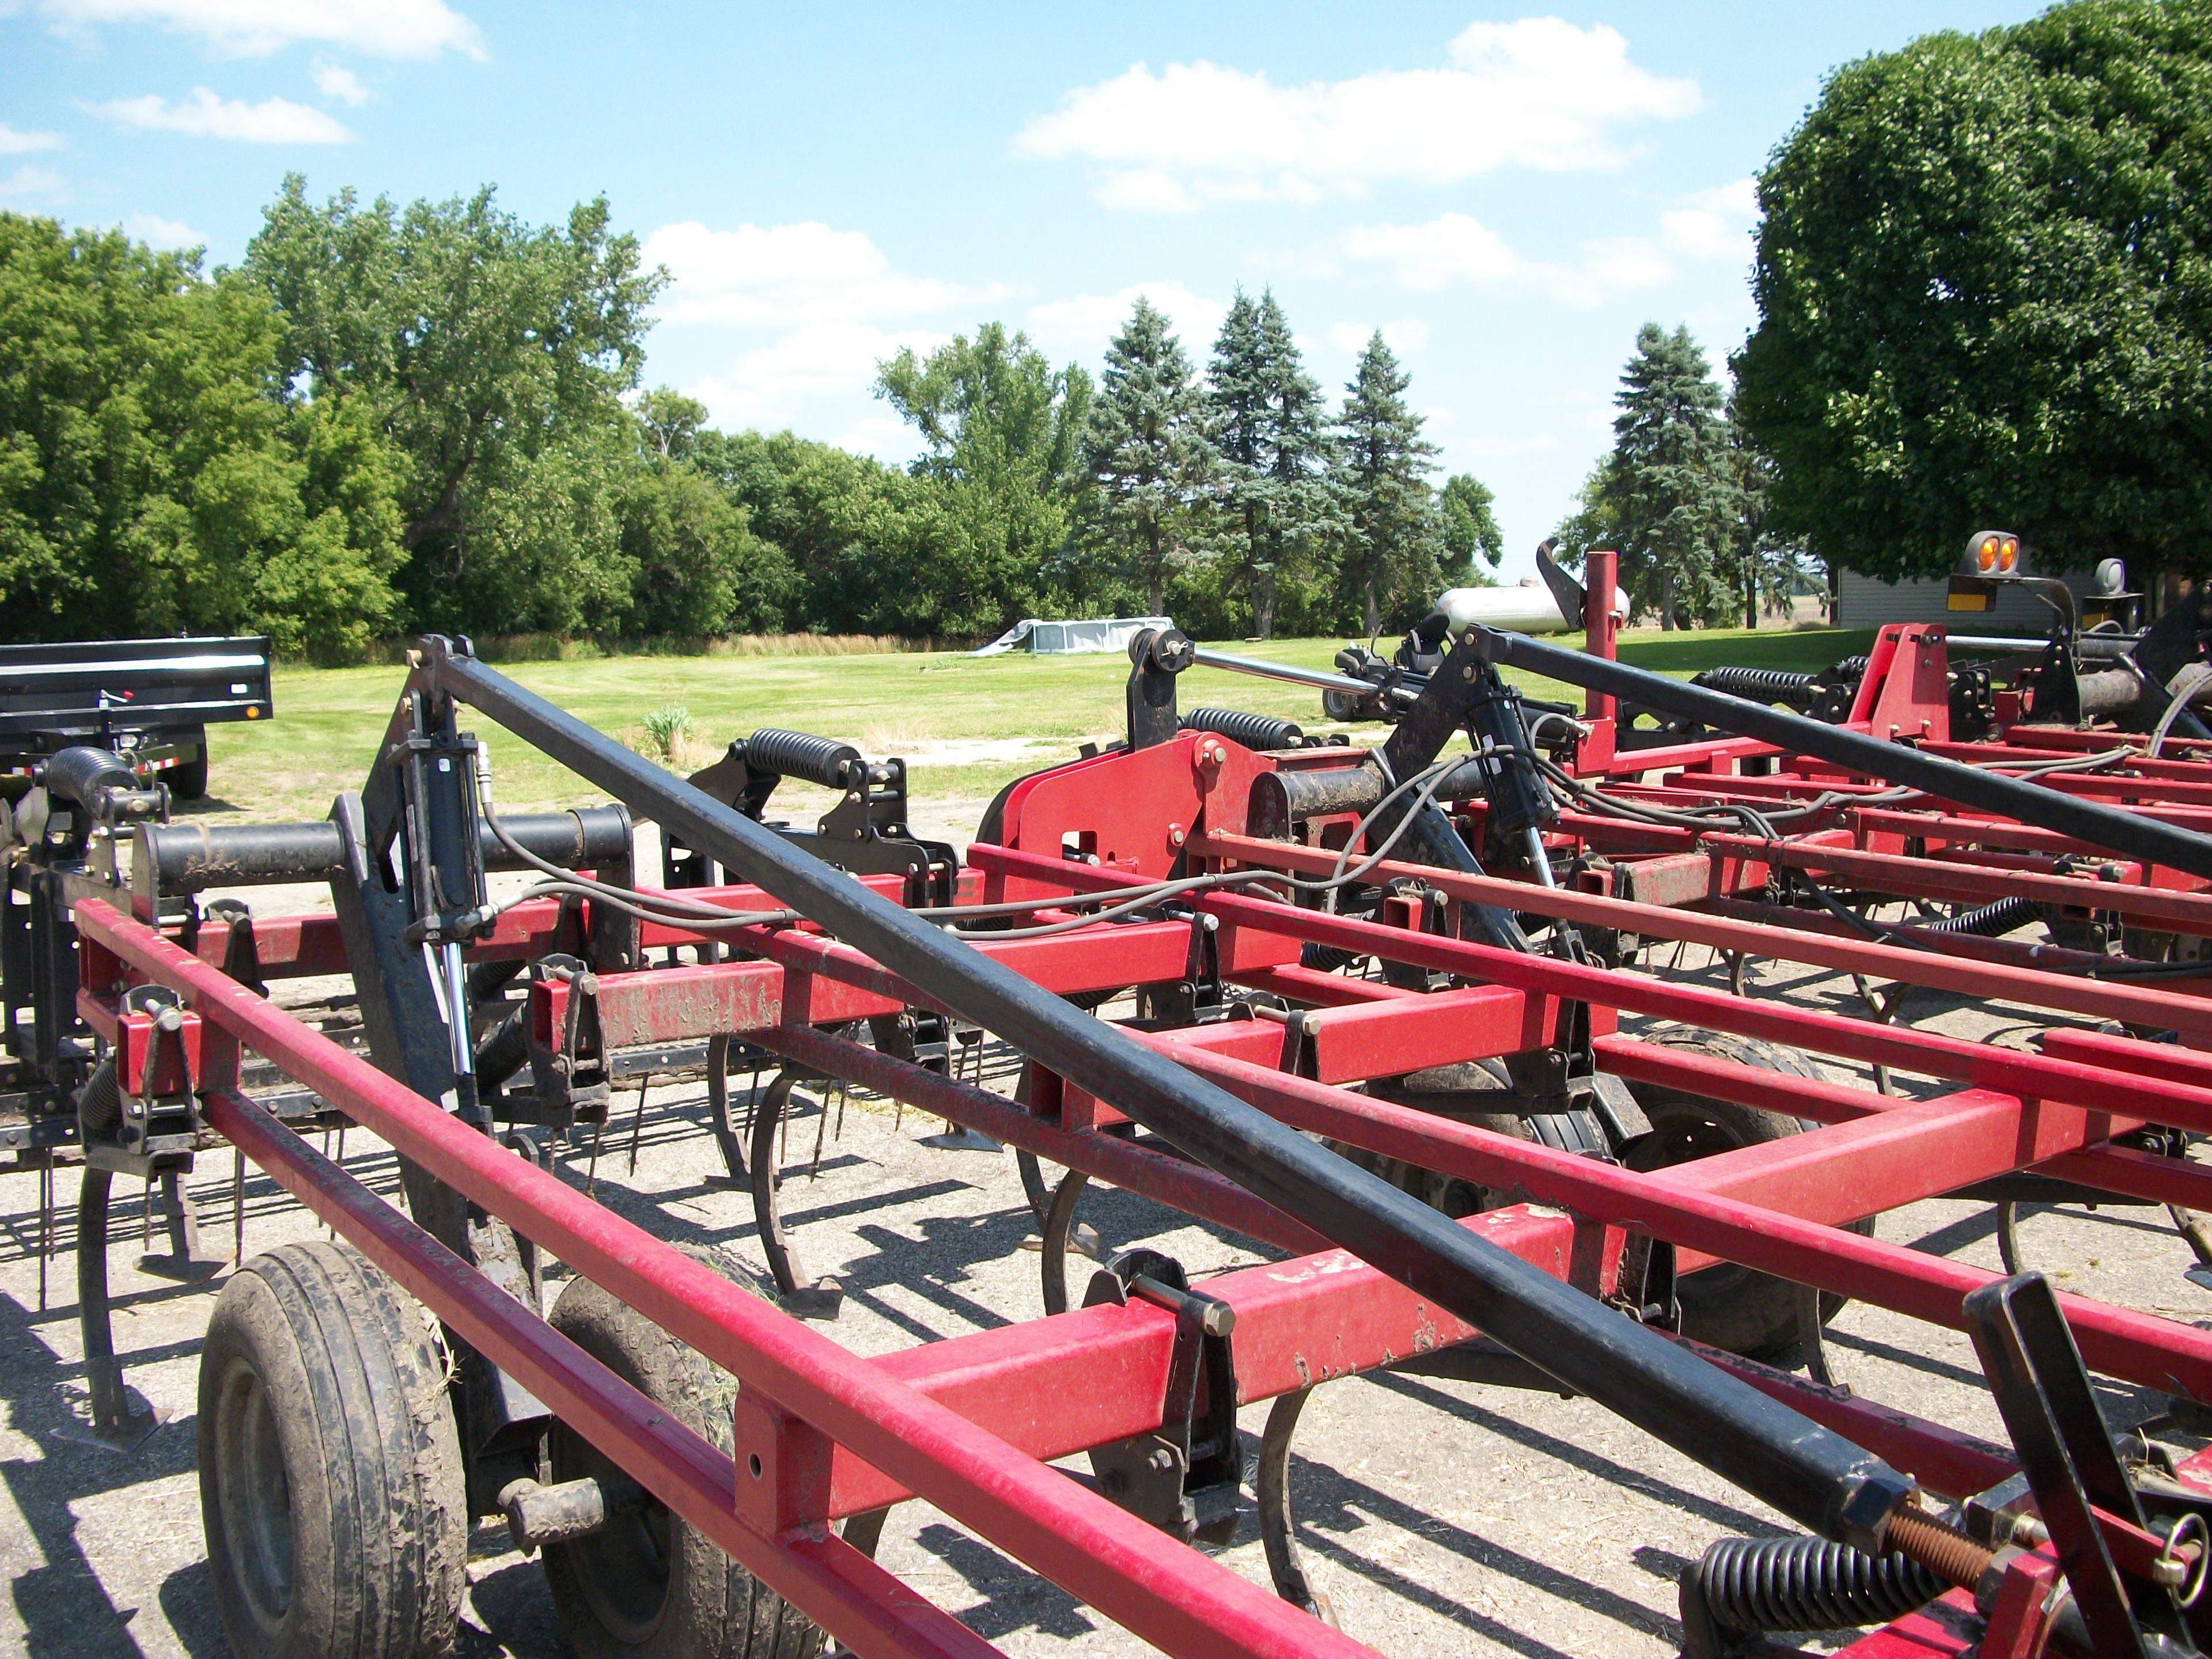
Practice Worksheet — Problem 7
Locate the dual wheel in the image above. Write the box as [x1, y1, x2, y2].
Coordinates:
[198, 1240, 821, 1659]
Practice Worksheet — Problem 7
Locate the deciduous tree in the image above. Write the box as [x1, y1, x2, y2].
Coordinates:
[1438, 473, 1504, 582]
[1734, 0, 2212, 581]
[0, 212, 403, 654]
[876, 322, 1093, 634]
[242, 175, 661, 633]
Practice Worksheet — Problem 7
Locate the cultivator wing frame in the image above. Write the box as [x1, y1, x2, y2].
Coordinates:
[38, 557, 2212, 1657]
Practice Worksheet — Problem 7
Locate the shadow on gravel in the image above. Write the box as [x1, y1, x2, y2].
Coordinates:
[0, 1285, 191, 1658]
[912, 1520, 1099, 1641]
[1372, 1373, 1781, 1536]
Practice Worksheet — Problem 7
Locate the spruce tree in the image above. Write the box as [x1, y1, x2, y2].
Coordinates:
[1558, 323, 1736, 629]
[1077, 297, 1211, 615]
[1336, 330, 1442, 634]
[1249, 292, 1339, 638]
[1206, 290, 1338, 638]
[1204, 291, 1272, 635]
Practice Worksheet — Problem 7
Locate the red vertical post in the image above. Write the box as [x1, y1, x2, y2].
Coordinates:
[1585, 550, 1620, 686]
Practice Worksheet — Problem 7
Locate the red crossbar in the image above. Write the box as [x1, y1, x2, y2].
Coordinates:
[73, 899, 1374, 1659]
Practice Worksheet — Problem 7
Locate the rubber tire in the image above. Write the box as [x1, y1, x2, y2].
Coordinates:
[1619, 1027, 1876, 1359]
[542, 1264, 821, 1659]
[197, 1240, 466, 1659]
[1330, 1059, 1609, 1218]
[169, 753, 210, 801]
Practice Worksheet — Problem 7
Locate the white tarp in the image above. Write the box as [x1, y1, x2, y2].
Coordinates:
[968, 616, 1176, 657]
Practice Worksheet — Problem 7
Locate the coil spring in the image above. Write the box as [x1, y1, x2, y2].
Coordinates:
[1923, 895, 2036, 938]
[75, 1058, 120, 1135]
[1681, 1535, 1945, 1655]
[1300, 941, 1364, 973]
[1183, 708, 1305, 752]
[1833, 655, 1871, 681]
[1691, 666, 1821, 706]
[743, 728, 865, 790]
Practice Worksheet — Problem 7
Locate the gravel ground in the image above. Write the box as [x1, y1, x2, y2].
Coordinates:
[2, 907, 2207, 1658]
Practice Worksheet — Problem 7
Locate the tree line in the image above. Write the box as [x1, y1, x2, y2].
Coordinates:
[12, 0, 2207, 654]
[0, 177, 1502, 655]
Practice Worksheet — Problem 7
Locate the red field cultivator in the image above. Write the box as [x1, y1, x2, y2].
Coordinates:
[17, 545, 2212, 1656]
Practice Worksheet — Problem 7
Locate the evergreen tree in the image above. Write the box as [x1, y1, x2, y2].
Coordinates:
[1205, 289, 1338, 638]
[1204, 292, 1270, 635]
[1336, 331, 1442, 634]
[1557, 323, 1736, 629]
[1076, 297, 1211, 615]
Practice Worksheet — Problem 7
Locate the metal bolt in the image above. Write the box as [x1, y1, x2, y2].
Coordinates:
[1168, 825, 1186, 847]
[1147, 1446, 1176, 1473]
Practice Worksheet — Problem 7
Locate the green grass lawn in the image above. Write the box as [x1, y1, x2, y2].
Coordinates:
[187, 623, 1878, 826]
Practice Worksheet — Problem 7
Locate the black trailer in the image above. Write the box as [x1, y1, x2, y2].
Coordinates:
[0, 635, 274, 800]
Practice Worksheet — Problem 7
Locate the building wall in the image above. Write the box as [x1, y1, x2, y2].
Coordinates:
[1835, 569, 2099, 631]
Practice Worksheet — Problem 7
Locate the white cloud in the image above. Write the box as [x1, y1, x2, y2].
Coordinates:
[1336, 179, 1758, 309]
[39, 0, 483, 59]
[646, 219, 1019, 435]
[1016, 18, 1699, 211]
[685, 321, 948, 433]
[644, 220, 1012, 331]
[1657, 177, 1758, 260]
[0, 123, 63, 155]
[85, 87, 354, 143]
[312, 63, 372, 107]
[0, 164, 66, 207]
[122, 211, 204, 248]
[1339, 213, 1520, 291]
[1024, 281, 1227, 362]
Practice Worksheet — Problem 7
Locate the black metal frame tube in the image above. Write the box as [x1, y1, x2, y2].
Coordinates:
[415, 634, 1912, 1552]
[1474, 628, 2212, 883]
[135, 808, 633, 894]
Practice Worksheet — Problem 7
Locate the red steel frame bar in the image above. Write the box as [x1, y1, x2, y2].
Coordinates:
[968, 843, 2212, 1126]
[1195, 829, 2212, 1041]
[209, 1087, 999, 1659]
[73, 899, 1377, 1659]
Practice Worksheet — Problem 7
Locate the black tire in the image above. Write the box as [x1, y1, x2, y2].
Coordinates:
[1331, 1059, 1610, 1218]
[197, 1240, 466, 1659]
[1618, 1027, 1876, 1358]
[543, 1266, 821, 1659]
[169, 749, 210, 801]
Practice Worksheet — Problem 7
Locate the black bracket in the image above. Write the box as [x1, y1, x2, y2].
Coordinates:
[1618, 1237, 1681, 1332]
[518, 955, 609, 1127]
[1963, 1270, 2191, 1656]
[1082, 1248, 1243, 1544]
[1126, 628, 1195, 751]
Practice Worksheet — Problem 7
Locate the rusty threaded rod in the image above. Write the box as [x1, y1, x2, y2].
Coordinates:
[1886, 1506, 1999, 1590]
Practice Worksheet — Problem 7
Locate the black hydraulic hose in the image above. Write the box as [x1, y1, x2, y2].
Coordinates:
[418, 634, 1915, 1552]
[1474, 628, 2212, 885]
[1679, 1535, 1945, 1658]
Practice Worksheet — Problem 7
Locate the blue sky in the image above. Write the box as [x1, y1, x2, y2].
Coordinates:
[5, 2, 2047, 581]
